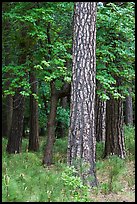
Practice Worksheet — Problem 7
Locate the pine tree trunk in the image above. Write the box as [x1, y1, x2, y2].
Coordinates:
[104, 96, 126, 158]
[125, 88, 133, 126]
[67, 2, 97, 187]
[28, 70, 39, 151]
[95, 93, 106, 142]
[6, 90, 25, 153]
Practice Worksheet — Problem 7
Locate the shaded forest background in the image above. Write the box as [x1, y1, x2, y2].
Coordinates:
[2, 2, 135, 202]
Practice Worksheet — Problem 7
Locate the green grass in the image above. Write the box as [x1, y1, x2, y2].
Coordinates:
[2, 125, 135, 202]
[2, 137, 91, 202]
[124, 125, 135, 159]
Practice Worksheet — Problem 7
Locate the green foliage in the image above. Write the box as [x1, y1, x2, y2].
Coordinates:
[96, 141, 105, 160]
[124, 125, 135, 158]
[2, 2, 73, 100]
[56, 106, 70, 128]
[53, 137, 68, 163]
[2, 64, 31, 97]
[107, 155, 126, 191]
[61, 166, 91, 202]
[2, 2, 135, 201]
[96, 2, 135, 100]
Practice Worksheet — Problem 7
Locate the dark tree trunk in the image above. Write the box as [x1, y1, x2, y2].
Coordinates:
[125, 88, 133, 126]
[6, 28, 27, 154]
[6, 90, 25, 153]
[2, 93, 13, 138]
[43, 82, 58, 165]
[43, 82, 70, 165]
[104, 96, 126, 158]
[28, 70, 39, 151]
[67, 2, 97, 187]
[2, 98, 7, 137]
[95, 93, 106, 142]
[6, 95, 13, 138]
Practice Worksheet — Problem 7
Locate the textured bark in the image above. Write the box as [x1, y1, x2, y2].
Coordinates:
[28, 70, 39, 151]
[67, 2, 97, 187]
[104, 96, 126, 158]
[125, 88, 133, 126]
[95, 93, 106, 142]
[6, 91, 25, 153]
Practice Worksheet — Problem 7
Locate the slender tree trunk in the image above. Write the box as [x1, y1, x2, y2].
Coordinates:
[6, 90, 25, 153]
[28, 69, 39, 151]
[104, 96, 126, 158]
[42, 18, 71, 165]
[43, 82, 58, 165]
[125, 88, 133, 126]
[67, 2, 97, 187]
[43, 82, 70, 165]
[95, 93, 106, 142]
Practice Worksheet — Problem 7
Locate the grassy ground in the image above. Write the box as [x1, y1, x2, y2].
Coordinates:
[2, 126, 135, 202]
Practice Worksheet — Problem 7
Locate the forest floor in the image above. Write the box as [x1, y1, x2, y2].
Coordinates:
[2, 128, 135, 202]
[90, 160, 135, 202]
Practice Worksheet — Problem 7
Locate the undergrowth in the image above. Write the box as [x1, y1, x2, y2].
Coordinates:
[2, 125, 135, 202]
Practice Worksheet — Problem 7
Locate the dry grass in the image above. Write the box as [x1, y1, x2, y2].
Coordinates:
[90, 161, 135, 202]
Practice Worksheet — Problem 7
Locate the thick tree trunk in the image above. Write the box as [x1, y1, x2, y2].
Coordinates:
[28, 70, 39, 151]
[125, 88, 133, 126]
[104, 96, 126, 158]
[67, 2, 97, 187]
[95, 93, 106, 142]
[6, 90, 25, 153]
